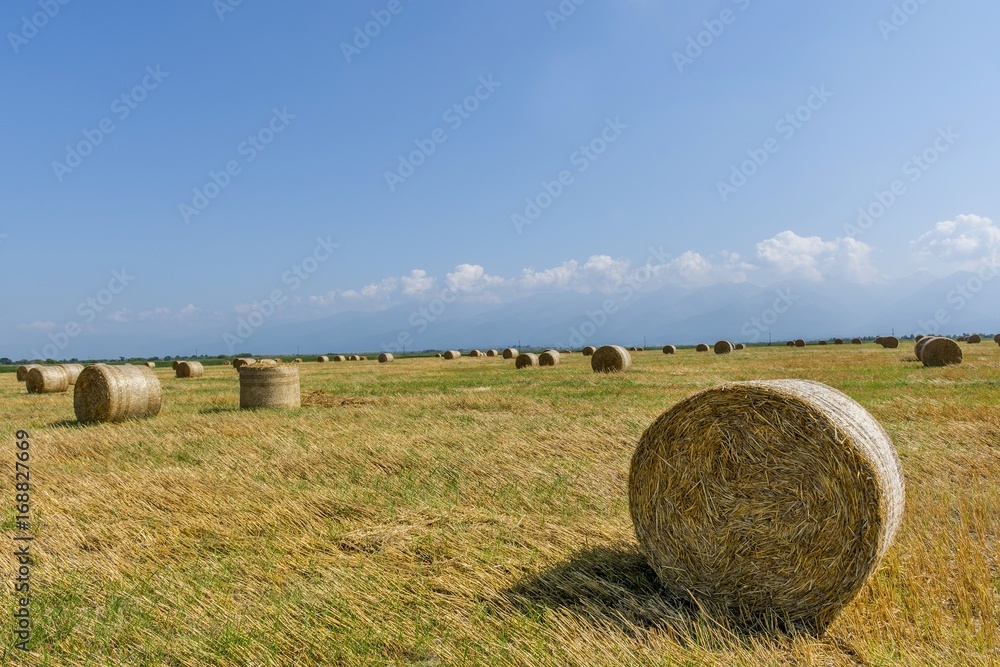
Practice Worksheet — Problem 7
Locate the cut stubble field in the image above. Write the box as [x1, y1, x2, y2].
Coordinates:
[1, 346, 998, 666]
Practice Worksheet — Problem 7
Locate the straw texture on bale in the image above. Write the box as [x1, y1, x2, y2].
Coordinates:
[444, 350, 461, 360]
[591, 345, 631, 373]
[582, 346, 596, 356]
[629, 379, 905, 631]
[538, 350, 561, 367]
[734, 343, 745, 350]
[317, 355, 329, 363]
[349, 355, 360, 361]
[967, 334, 981, 344]
[795, 339, 806, 348]
[874, 337, 884, 345]
[514, 353, 538, 369]
[914, 336, 936, 362]
[921, 337, 963, 367]
[16, 364, 41, 382]
[851, 338, 862, 345]
[995, 333, 1000, 345]
[233, 358, 255, 369]
[695, 343, 709, 352]
[59, 363, 84, 384]
[486, 350, 498, 357]
[662, 345, 676, 355]
[172, 360, 180, 370]
[502, 348, 518, 359]
[25, 366, 70, 394]
[333, 355, 345, 362]
[175, 361, 204, 378]
[145, 362, 156, 369]
[238, 364, 300, 409]
[834, 339, 844, 345]
[714, 340, 733, 355]
[915, 334, 924, 342]
[880, 336, 899, 349]
[378, 353, 393, 363]
[469, 350, 482, 358]
[74, 364, 162, 423]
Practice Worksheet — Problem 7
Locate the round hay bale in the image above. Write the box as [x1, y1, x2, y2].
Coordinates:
[378, 353, 393, 363]
[662, 345, 676, 355]
[435, 353, 443, 358]
[786, 341, 795, 347]
[637, 347, 645, 352]
[834, 339, 844, 345]
[317, 355, 329, 363]
[145, 361, 156, 369]
[469, 350, 482, 358]
[563, 349, 572, 354]
[502, 348, 518, 359]
[967, 334, 982, 344]
[275, 358, 284, 364]
[915, 334, 924, 342]
[629, 346, 639, 352]
[486, 349, 498, 357]
[238, 364, 300, 409]
[851, 338, 862, 345]
[714, 340, 733, 355]
[443, 350, 461, 360]
[59, 363, 84, 384]
[25, 366, 69, 394]
[172, 360, 180, 370]
[794, 339, 806, 348]
[994, 333, 1000, 345]
[591, 345, 631, 373]
[957, 336, 968, 342]
[233, 358, 255, 369]
[880, 336, 899, 349]
[74, 364, 162, 423]
[695, 343, 710, 352]
[582, 346, 597, 356]
[921, 338, 962, 367]
[16, 364, 41, 382]
[222, 359, 232, 366]
[734, 343, 746, 350]
[539, 350, 561, 367]
[175, 361, 204, 378]
[514, 353, 538, 369]
[348, 355, 359, 361]
[818, 340, 828, 346]
[629, 379, 905, 631]
[295, 358, 302, 363]
[360, 356, 367, 361]
[874, 337, 884, 345]
[914, 336, 936, 361]
[333, 355, 345, 362]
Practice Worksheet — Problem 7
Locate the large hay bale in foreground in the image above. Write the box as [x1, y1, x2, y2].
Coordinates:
[538, 350, 561, 366]
[25, 366, 69, 394]
[921, 338, 963, 367]
[60, 364, 84, 384]
[233, 358, 255, 369]
[967, 334, 981, 344]
[662, 345, 676, 355]
[16, 364, 41, 382]
[175, 361, 204, 378]
[629, 379, 905, 631]
[714, 340, 733, 355]
[378, 353, 393, 363]
[74, 364, 162, 423]
[317, 355, 329, 363]
[880, 336, 899, 349]
[914, 336, 939, 361]
[695, 343, 709, 352]
[514, 353, 538, 369]
[239, 364, 300, 409]
[582, 346, 596, 356]
[444, 350, 461, 360]
[502, 348, 518, 359]
[591, 345, 630, 373]
[851, 338, 862, 345]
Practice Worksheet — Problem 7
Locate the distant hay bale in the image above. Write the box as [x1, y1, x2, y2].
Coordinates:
[563, 349, 572, 354]
[786, 341, 795, 347]
[582, 346, 596, 356]
[172, 360, 180, 370]
[238, 364, 300, 409]
[175, 361, 204, 378]
[834, 339, 844, 345]
[629, 346, 639, 352]
[360, 356, 367, 361]
[734, 343, 745, 350]
[59, 364, 84, 384]
[967, 334, 981, 344]
[591, 345, 631, 373]
[662, 345, 676, 355]
[539, 350, 561, 367]
[880, 336, 899, 349]
[994, 333, 1000, 345]
[957, 336, 968, 342]
[818, 340, 828, 346]
[16, 364, 41, 382]
[233, 358, 255, 369]
[629, 379, 905, 631]
[515, 353, 538, 369]
[435, 353, 443, 358]
[794, 339, 806, 348]
[714, 340, 733, 355]
[349, 355, 360, 361]
[695, 343, 709, 352]
[469, 350, 482, 358]
[915, 334, 924, 342]
[295, 358, 302, 363]
[851, 338, 862, 345]
[444, 350, 461, 360]
[145, 362, 156, 369]
[637, 347, 645, 352]
[222, 360, 232, 366]
[486, 349, 498, 357]
[74, 364, 162, 423]
[502, 348, 518, 359]
[874, 337, 884, 345]
[378, 353, 393, 363]
[921, 338, 963, 367]
[317, 355, 329, 363]
[333, 355, 345, 362]
[25, 366, 69, 394]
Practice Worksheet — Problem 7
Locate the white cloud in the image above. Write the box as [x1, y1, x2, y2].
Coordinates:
[911, 214, 1000, 269]
[445, 264, 504, 294]
[401, 269, 435, 295]
[139, 307, 172, 321]
[755, 230, 877, 283]
[107, 308, 131, 323]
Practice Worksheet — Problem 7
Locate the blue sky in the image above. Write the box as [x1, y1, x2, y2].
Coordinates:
[3, 1, 999, 359]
